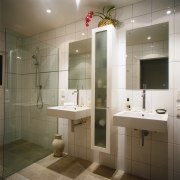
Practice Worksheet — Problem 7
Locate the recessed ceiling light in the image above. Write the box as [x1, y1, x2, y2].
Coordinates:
[81, 32, 85, 36]
[75, 49, 79, 53]
[147, 36, 151, 40]
[131, 19, 135, 23]
[166, 10, 172, 15]
[76, 0, 80, 8]
[46, 9, 52, 14]
[17, 56, 22, 60]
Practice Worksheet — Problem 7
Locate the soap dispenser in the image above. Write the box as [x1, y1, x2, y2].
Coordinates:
[125, 98, 131, 111]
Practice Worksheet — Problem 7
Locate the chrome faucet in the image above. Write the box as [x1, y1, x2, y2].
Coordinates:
[72, 89, 79, 106]
[142, 89, 146, 111]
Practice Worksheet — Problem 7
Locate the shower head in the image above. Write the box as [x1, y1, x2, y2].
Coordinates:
[32, 54, 39, 65]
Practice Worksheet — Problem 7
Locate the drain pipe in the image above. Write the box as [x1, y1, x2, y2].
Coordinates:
[71, 119, 87, 132]
[141, 130, 149, 146]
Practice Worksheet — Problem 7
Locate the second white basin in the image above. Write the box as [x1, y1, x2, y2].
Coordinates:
[113, 111, 168, 132]
[47, 106, 91, 120]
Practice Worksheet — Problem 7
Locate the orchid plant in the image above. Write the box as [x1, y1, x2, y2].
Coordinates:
[85, 6, 120, 27]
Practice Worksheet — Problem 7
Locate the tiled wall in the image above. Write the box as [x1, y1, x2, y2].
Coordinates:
[20, 37, 59, 149]
[0, 0, 4, 176]
[32, 0, 180, 179]
[4, 32, 23, 144]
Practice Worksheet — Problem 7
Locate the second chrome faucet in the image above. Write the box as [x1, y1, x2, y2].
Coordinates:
[72, 89, 79, 106]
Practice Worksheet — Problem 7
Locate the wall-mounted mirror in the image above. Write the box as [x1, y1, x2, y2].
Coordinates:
[68, 39, 91, 89]
[126, 22, 169, 89]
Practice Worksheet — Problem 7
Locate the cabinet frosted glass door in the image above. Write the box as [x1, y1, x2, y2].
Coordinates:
[94, 30, 107, 148]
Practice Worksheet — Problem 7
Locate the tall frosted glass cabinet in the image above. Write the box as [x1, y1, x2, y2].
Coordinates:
[91, 25, 116, 153]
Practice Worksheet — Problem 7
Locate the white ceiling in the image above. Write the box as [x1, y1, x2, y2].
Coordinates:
[2, 0, 143, 36]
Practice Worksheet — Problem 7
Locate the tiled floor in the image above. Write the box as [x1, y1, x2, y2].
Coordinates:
[3, 140, 51, 177]
[6, 155, 145, 180]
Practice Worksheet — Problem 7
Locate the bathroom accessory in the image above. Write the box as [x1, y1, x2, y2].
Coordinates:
[113, 111, 168, 132]
[32, 48, 43, 109]
[156, 109, 167, 114]
[71, 119, 87, 131]
[52, 134, 65, 157]
[141, 130, 149, 146]
[142, 86, 146, 111]
[125, 98, 131, 111]
[72, 89, 79, 106]
[177, 105, 180, 118]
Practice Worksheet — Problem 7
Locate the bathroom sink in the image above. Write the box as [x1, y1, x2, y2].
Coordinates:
[113, 111, 168, 132]
[47, 106, 91, 120]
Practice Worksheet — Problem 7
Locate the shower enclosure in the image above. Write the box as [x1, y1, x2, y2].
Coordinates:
[2, 29, 59, 178]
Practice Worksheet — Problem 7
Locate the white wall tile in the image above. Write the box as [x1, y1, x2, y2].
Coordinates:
[75, 20, 87, 32]
[133, 14, 151, 29]
[115, 156, 131, 173]
[169, 35, 174, 61]
[174, 33, 180, 61]
[175, 6, 180, 34]
[174, 172, 180, 180]
[116, 5, 133, 20]
[174, 62, 180, 89]
[133, 0, 151, 17]
[151, 90, 173, 116]
[132, 161, 150, 179]
[174, 117, 180, 144]
[66, 23, 76, 34]
[175, 0, 180, 6]
[168, 143, 174, 171]
[152, 9, 174, 34]
[116, 135, 131, 159]
[151, 166, 168, 180]
[112, 66, 126, 89]
[151, 141, 168, 168]
[152, 0, 174, 12]
[174, 144, 180, 172]
[56, 26, 66, 37]
[99, 152, 115, 169]
[132, 137, 151, 164]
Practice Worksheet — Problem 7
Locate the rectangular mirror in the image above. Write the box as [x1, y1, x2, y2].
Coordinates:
[68, 39, 91, 89]
[126, 22, 169, 89]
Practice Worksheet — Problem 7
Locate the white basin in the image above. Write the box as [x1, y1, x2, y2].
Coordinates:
[113, 111, 168, 132]
[47, 106, 91, 120]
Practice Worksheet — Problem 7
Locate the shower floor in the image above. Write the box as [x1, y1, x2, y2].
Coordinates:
[3, 139, 51, 178]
